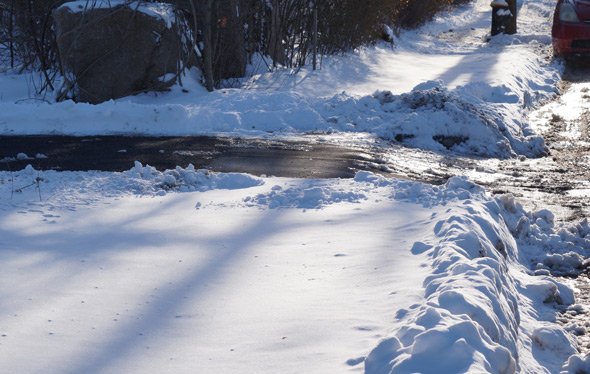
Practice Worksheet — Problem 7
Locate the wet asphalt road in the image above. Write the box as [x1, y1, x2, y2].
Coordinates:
[0, 135, 388, 178]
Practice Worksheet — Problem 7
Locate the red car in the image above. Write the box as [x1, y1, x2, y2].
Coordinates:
[553, 0, 590, 57]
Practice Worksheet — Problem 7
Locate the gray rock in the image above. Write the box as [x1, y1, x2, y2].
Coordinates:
[53, 2, 189, 104]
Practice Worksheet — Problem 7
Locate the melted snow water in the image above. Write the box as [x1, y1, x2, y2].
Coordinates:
[0, 135, 389, 179]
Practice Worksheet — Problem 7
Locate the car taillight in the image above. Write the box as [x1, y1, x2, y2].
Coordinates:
[559, 3, 581, 22]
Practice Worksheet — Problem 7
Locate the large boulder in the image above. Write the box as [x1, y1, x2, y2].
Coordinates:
[53, 1, 189, 104]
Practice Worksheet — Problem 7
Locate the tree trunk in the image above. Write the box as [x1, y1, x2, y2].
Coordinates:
[202, 0, 215, 91]
[8, 0, 14, 67]
[268, 0, 285, 66]
[312, 0, 317, 70]
[215, 0, 246, 79]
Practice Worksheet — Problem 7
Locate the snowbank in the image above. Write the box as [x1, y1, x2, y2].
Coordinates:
[357, 175, 586, 374]
[323, 82, 547, 158]
[3, 162, 263, 203]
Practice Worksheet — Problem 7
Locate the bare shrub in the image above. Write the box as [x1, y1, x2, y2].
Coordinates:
[0, 0, 68, 92]
[0, 0, 469, 94]
[393, 0, 455, 29]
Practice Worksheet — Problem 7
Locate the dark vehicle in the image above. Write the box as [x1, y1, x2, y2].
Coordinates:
[553, 0, 590, 57]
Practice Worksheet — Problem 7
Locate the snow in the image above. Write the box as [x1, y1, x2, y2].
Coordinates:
[0, 167, 441, 373]
[2, 0, 590, 372]
[1, 164, 588, 373]
[529, 80, 590, 145]
[491, 0, 510, 7]
[60, 1, 176, 28]
[561, 354, 590, 374]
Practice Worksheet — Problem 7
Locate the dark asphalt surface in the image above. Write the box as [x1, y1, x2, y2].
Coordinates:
[0, 135, 388, 178]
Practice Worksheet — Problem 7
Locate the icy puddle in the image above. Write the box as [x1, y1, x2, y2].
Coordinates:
[0, 181, 437, 373]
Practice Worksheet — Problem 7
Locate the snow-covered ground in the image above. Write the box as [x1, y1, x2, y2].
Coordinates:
[2, 0, 590, 373]
[1, 164, 590, 373]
